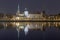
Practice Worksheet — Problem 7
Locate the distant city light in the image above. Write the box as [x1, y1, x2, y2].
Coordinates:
[16, 17, 20, 20]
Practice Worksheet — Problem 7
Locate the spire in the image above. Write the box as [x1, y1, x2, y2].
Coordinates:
[16, 4, 20, 15]
[18, 4, 20, 12]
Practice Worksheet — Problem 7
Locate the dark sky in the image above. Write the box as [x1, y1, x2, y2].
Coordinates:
[0, 0, 60, 15]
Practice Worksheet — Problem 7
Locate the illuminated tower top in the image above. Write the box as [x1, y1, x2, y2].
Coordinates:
[16, 4, 20, 16]
[24, 8, 29, 17]
[18, 4, 20, 12]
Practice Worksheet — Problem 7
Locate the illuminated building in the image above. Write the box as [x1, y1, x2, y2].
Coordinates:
[0, 4, 60, 30]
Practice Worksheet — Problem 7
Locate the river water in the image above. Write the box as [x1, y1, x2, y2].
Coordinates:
[0, 26, 60, 40]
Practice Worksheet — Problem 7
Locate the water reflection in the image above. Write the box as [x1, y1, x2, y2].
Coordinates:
[0, 22, 60, 40]
[0, 22, 60, 31]
[16, 28, 19, 40]
[24, 24, 29, 35]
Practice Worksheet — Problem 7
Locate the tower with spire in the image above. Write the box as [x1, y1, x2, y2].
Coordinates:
[16, 4, 20, 16]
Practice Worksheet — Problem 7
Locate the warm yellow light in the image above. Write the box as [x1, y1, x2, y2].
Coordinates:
[16, 17, 20, 20]
[19, 26, 24, 29]
[16, 23, 20, 26]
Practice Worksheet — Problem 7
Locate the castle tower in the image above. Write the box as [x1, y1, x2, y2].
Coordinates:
[24, 8, 29, 17]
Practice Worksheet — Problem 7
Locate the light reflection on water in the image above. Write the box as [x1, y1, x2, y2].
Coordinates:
[0, 26, 60, 40]
[0, 22, 60, 40]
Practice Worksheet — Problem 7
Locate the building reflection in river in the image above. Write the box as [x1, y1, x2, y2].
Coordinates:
[0, 22, 60, 31]
[0, 22, 60, 40]
[24, 24, 29, 35]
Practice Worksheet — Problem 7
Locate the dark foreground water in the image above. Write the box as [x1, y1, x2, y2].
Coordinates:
[0, 27, 60, 40]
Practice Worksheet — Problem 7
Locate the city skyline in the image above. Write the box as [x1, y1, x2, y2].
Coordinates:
[0, 0, 60, 15]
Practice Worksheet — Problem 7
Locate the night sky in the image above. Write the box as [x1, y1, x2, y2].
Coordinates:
[0, 0, 60, 15]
